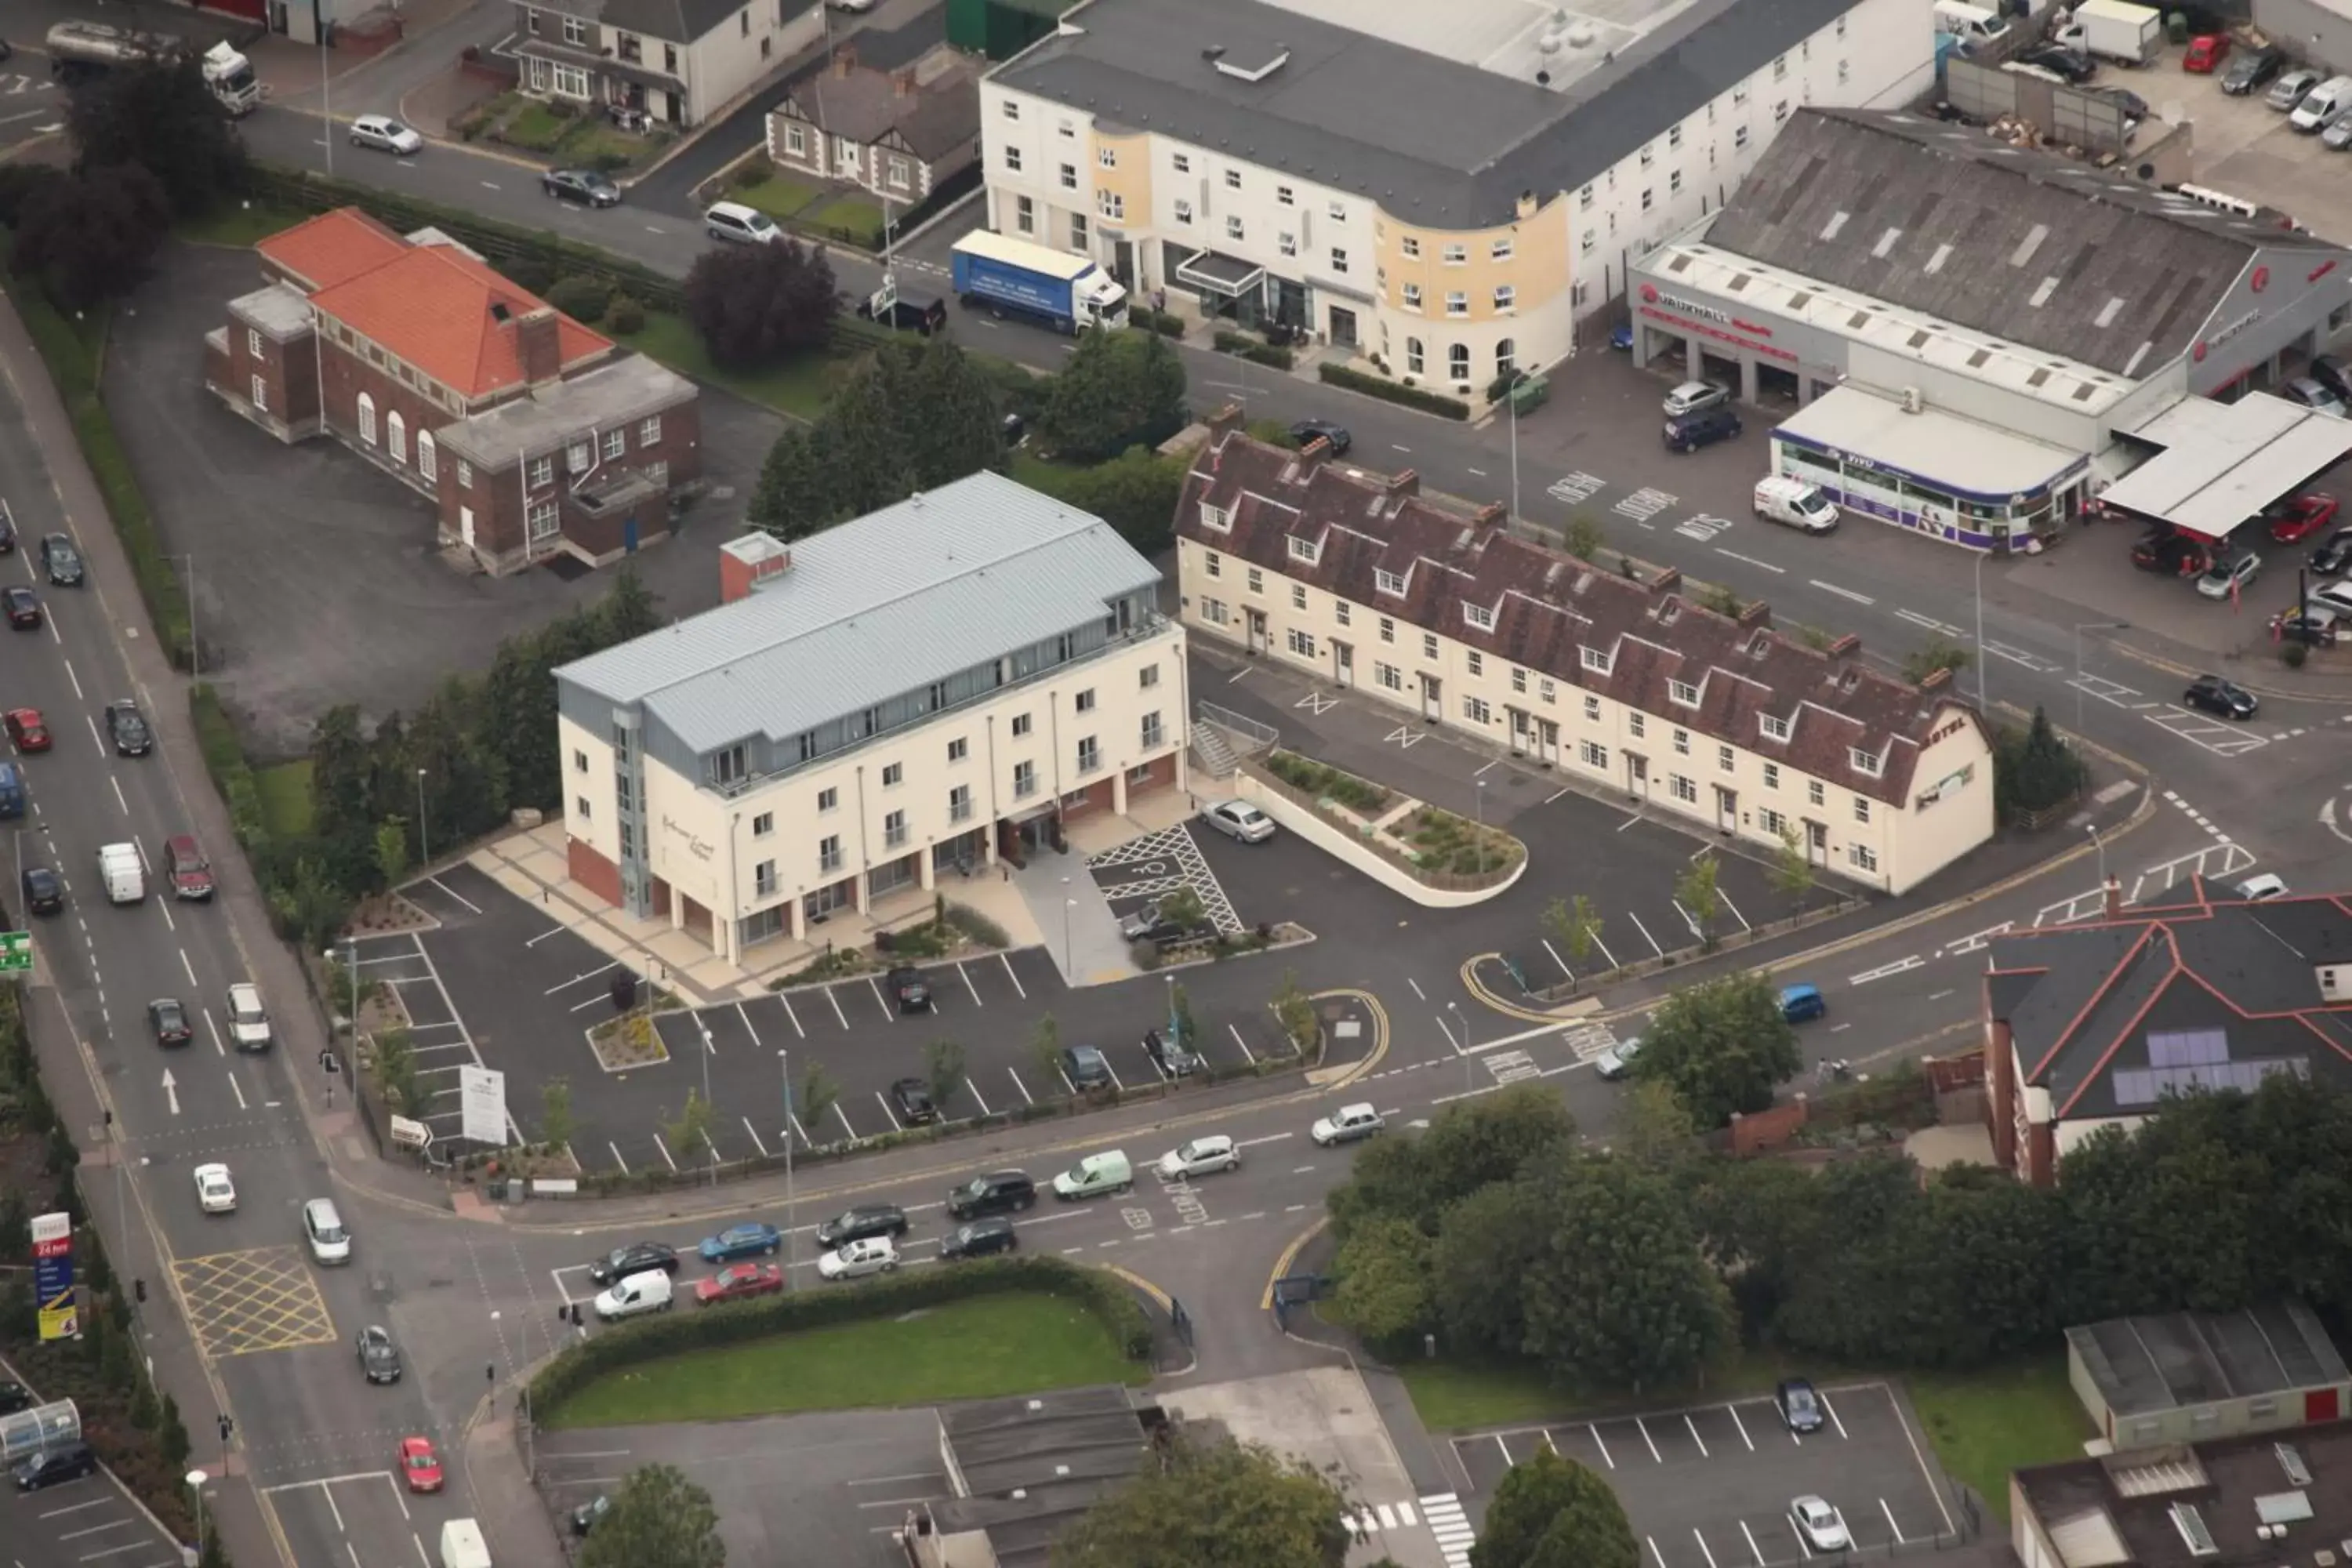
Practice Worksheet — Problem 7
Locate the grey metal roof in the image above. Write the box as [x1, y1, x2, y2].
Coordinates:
[990, 0, 1871, 230]
[557, 471, 1161, 752]
[2068, 1304, 2350, 1418]
[1705, 108, 2347, 378]
[433, 354, 696, 466]
[538, 0, 758, 45]
[2097, 393, 2352, 540]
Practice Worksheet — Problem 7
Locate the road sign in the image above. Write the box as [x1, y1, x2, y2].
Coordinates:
[0, 932, 31, 973]
[458, 1065, 507, 1145]
[32, 1213, 74, 1341]
[869, 274, 898, 321]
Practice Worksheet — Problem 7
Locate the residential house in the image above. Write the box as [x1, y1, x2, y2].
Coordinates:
[766, 40, 982, 209]
[205, 208, 701, 573]
[514, 0, 825, 128]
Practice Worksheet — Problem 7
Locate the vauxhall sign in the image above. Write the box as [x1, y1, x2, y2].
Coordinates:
[1641, 283, 1732, 325]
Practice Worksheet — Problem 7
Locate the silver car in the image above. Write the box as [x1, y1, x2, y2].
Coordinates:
[2325, 108, 2352, 149]
[349, 113, 423, 155]
[2268, 67, 2325, 111]
[1790, 1497, 1849, 1552]
[1202, 800, 1276, 844]
[1661, 379, 1730, 417]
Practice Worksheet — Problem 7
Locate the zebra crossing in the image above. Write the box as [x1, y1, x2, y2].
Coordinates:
[1341, 1494, 1475, 1568]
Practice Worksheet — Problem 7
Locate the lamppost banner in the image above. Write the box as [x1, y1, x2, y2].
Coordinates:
[31, 1211, 75, 1341]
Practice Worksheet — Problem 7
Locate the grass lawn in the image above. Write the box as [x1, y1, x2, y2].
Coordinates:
[1907, 1355, 2092, 1524]
[1393, 1344, 1817, 1432]
[804, 195, 885, 245]
[732, 172, 826, 222]
[543, 1292, 1145, 1429]
[180, 201, 316, 248]
[254, 760, 314, 840]
[503, 101, 574, 153]
[554, 118, 666, 170]
[608, 310, 837, 419]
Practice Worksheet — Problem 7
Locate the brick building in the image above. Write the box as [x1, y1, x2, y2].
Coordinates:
[205, 208, 701, 574]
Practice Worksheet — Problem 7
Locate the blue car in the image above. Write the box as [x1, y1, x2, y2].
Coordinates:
[1779, 984, 1826, 1024]
[699, 1222, 782, 1264]
[1609, 321, 1634, 352]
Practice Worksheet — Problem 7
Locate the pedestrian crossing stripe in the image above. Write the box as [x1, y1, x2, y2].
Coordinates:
[1421, 1493, 1475, 1568]
[1342, 1500, 1422, 1537]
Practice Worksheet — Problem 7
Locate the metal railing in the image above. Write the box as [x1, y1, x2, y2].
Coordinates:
[1196, 701, 1278, 753]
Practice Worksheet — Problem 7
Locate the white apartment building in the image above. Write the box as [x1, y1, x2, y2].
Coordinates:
[555, 475, 1188, 964]
[976, 0, 1933, 394]
[1175, 413, 1994, 895]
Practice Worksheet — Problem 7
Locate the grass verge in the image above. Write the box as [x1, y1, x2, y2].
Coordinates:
[254, 760, 315, 839]
[732, 172, 826, 222]
[607, 309, 837, 419]
[178, 201, 314, 248]
[543, 1291, 1145, 1428]
[1392, 1344, 1817, 1432]
[1907, 1355, 2092, 1524]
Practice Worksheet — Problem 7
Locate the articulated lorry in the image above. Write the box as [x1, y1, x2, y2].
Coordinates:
[949, 230, 1128, 335]
[44, 23, 263, 116]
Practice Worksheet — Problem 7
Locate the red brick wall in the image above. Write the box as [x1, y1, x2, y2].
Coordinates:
[1984, 1016, 2018, 1171]
[568, 833, 622, 907]
[217, 321, 322, 429]
[1058, 778, 1116, 821]
[1923, 1053, 1987, 1095]
[317, 332, 456, 483]
[432, 386, 700, 569]
[650, 877, 672, 919]
[1731, 1097, 1809, 1156]
[1127, 754, 1176, 799]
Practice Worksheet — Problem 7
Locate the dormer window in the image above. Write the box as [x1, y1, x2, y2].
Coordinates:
[1668, 678, 1700, 707]
[1374, 567, 1409, 597]
[1849, 746, 1885, 778]
[1759, 713, 1791, 743]
[1462, 602, 1495, 632]
[1198, 502, 1231, 532]
[1581, 645, 1612, 675]
[1287, 535, 1321, 565]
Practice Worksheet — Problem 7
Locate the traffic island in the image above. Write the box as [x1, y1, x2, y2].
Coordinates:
[1237, 752, 1526, 906]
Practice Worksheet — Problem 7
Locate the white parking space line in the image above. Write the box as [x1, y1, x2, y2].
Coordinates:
[833, 1102, 859, 1139]
[965, 1079, 993, 1116]
[957, 963, 983, 1005]
[1726, 1403, 1754, 1451]
[874, 1092, 904, 1131]
[826, 987, 850, 1029]
[777, 993, 804, 1037]
[1628, 911, 1664, 959]
[999, 952, 1026, 998]
[38, 1500, 113, 1519]
[652, 1132, 677, 1171]
[1880, 1499, 1904, 1543]
[741, 1117, 769, 1157]
[543, 962, 618, 994]
[1646, 1537, 1669, 1568]
[789, 1113, 812, 1147]
[1591, 932, 1620, 969]
[735, 1001, 762, 1047]
[1103, 1058, 1127, 1091]
[1007, 1067, 1034, 1105]
[1228, 1022, 1257, 1064]
[1691, 1527, 1722, 1568]
[1635, 1417, 1662, 1463]
[1542, 938, 1572, 978]
[1719, 890, 1750, 931]
[57, 1519, 132, 1541]
[1820, 1392, 1849, 1439]
[607, 1142, 628, 1174]
[1057, 1069, 1076, 1095]
[1588, 1422, 1614, 1469]
[1682, 1413, 1708, 1457]
[867, 977, 892, 1019]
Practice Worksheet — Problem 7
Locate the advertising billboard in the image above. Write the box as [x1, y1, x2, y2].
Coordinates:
[31, 1212, 75, 1341]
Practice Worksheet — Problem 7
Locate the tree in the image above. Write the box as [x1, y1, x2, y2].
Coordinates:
[1673, 852, 1722, 951]
[99, 1309, 134, 1392]
[10, 162, 172, 312]
[796, 1061, 840, 1142]
[374, 818, 410, 891]
[1272, 970, 1319, 1055]
[579, 1462, 726, 1568]
[1616, 1079, 1700, 1171]
[600, 567, 662, 642]
[1426, 1178, 1553, 1356]
[662, 1088, 717, 1169]
[1563, 514, 1605, 562]
[1037, 327, 1189, 463]
[1998, 706, 2088, 818]
[904, 336, 1007, 490]
[1769, 823, 1814, 905]
[1029, 1013, 1065, 1086]
[1159, 886, 1207, 931]
[682, 237, 837, 368]
[1628, 972, 1798, 1128]
[539, 1076, 576, 1154]
[198, 1523, 230, 1568]
[1054, 1432, 1349, 1568]
[1470, 1448, 1638, 1568]
[746, 426, 838, 542]
[1051, 448, 1189, 553]
[129, 1367, 158, 1431]
[924, 1039, 967, 1116]
[1330, 1217, 1433, 1345]
[67, 60, 247, 219]
[1516, 1157, 1733, 1393]
[1540, 895, 1604, 978]
[158, 1392, 190, 1472]
[1901, 637, 1973, 686]
[373, 1026, 421, 1118]
[307, 705, 379, 892]
[1167, 980, 1198, 1054]
[267, 855, 352, 950]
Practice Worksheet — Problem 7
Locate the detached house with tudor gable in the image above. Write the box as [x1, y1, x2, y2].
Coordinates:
[206, 207, 700, 574]
[765, 41, 982, 209]
[513, 0, 825, 129]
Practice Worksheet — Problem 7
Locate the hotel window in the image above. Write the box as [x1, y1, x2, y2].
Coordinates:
[1098, 147, 1116, 168]
[1494, 285, 1515, 312]
[1004, 146, 1023, 172]
[1760, 713, 1790, 742]
[1850, 747, 1884, 778]
[1015, 194, 1035, 234]
[1854, 796, 1873, 824]
[1225, 215, 1244, 241]
[1014, 761, 1036, 798]
[1328, 201, 1346, 222]
[1098, 191, 1124, 220]
[1669, 125, 1683, 148]
[1402, 236, 1421, 259]
[1204, 550, 1221, 578]
[1276, 184, 1294, 205]
[884, 810, 908, 849]
[1279, 232, 1298, 257]
[1668, 679, 1699, 706]
[1718, 744, 1734, 772]
[1735, 125, 1751, 150]
[818, 835, 843, 873]
[1628, 713, 1646, 739]
[818, 786, 839, 811]
[1334, 603, 1351, 627]
[1809, 779, 1826, 807]
[1641, 189, 1654, 212]
[1057, 162, 1074, 188]
[1329, 245, 1347, 273]
[1581, 741, 1609, 770]
[1584, 695, 1601, 721]
[1581, 646, 1612, 674]
[1174, 199, 1193, 225]
[1247, 567, 1263, 593]
[1466, 651, 1484, 677]
[1762, 764, 1780, 790]
[1671, 775, 1698, 804]
[1670, 172, 1682, 194]
[1581, 232, 1596, 256]
[1403, 283, 1423, 311]
[1379, 616, 1396, 644]
[753, 811, 774, 837]
[1406, 338, 1425, 375]
[882, 760, 906, 785]
[949, 736, 968, 761]
[1377, 662, 1402, 690]
[949, 785, 973, 822]
[1171, 151, 1189, 172]
[1446, 292, 1468, 317]
[1422, 632, 1439, 660]
[1511, 667, 1526, 693]
[1849, 843, 1879, 873]
[1002, 100, 1019, 120]
[1578, 184, 1594, 209]
[754, 860, 777, 896]
[1463, 602, 1495, 632]
[528, 501, 559, 541]
[1673, 728, 1690, 756]
[1012, 713, 1033, 738]
[1464, 696, 1491, 724]
[1290, 583, 1308, 610]
[1076, 736, 1101, 773]
[1441, 243, 1466, 265]
[1287, 628, 1317, 659]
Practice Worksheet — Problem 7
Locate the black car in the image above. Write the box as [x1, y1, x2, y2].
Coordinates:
[0, 1380, 31, 1414]
[1775, 1377, 1825, 1435]
[890, 1076, 938, 1124]
[2312, 354, 2352, 404]
[1663, 406, 1740, 453]
[39, 534, 82, 586]
[105, 700, 151, 757]
[20, 866, 61, 916]
[2313, 528, 2352, 575]
[885, 964, 935, 1013]
[946, 1170, 1036, 1220]
[586, 1240, 680, 1285]
[2131, 529, 2203, 575]
[1061, 1044, 1113, 1090]
[1143, 1027, 1203, 1078]
[1290, 419, 1352, 456]
[542, 168, 622, 207]
[2019, 43, 2096, 82]
[815, 1203, 910, 1250]
[148, 996, 192, 1047]
[939, 1217, 1019, 1260]
[570, 1494, 612, 1535]
[2221, 45, 2283, 95]
[356, 1325, 403, 1384]
[3, 586, 39, 630]
[2183, 674, 2259, 719]
[13, 1441, 95, 1491]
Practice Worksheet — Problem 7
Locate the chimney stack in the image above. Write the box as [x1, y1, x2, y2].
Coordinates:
[1469, 501, 1505, 529]
[514, 305, 563, 386]
[1207, 402, 1247, 443]
[2102, 876, 2122, 921]
[1385, 468, 1420, 500]
[833, 39, 858, 76]
[893, 66, 918, 96]
[719, 533, 794, 604]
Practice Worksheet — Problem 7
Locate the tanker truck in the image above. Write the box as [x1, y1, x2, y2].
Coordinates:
[43, 23, 263, 116]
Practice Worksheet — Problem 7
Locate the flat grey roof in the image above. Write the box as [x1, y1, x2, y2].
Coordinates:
[992, 0, 1871, 229]
[557, 471, 1162, 753]
[2097, 393, 2352, 539]
[229, 281, 315, 339]
[931, 1388, 1152, 1568]
[434, 354, 695, 465]
[2068, 1304, 2350, 1419]
[1704, 108, 2343, 378]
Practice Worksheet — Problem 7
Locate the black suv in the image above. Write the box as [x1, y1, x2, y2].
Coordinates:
[890, 1076, 938, 1124]
[2183, 674, 2258, 720]
[885, 964, 935, 1013]
[816, 1203, 910, 1250]
[940, 1217, 1019, 1260]
[2131, 529, 2203, 576]
[586, 1240, 680, 1285]
[1290, 418, 1352, 456]
[1143, 1027, 1203, 1078]
[2314, 528, 2352, 575]
[946, 1170, 1035, 1220]
[1062, 1045, 1113, 1090]
[39, 534, 82, 586]
[13, 1441, 94, 1491]
[105, 700, 151, 757]
[2222, 45, 2283, 95]
[148, 997, 193, 1047]
[1663, 406, 1740, 453]
[20, 866, 61, 916]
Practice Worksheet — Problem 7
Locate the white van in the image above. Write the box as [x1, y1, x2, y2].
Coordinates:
[1051, 1149, 1134, 1200]
[438, 1519, 492, 1568]
[2292, 74, 2352, 131]
[593, 1269, 674, 1320]
[1932, 0, 2009, 44]
[98, 843, 144, 904]
[1754, 477, 1841, 533]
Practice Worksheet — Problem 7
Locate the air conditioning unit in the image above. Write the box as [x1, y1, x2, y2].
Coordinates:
[1900, 387, 1924, 415]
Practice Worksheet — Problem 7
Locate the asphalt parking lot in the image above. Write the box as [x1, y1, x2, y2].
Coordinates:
[0, 64, 65, 156]
[536, 1410, 950, 1568]
[2181, 53, 2352, 243]
[1451, 1382, 1962, 1568]
[369, 863, 1298, 1174]
[0, 1453, 187, 1568]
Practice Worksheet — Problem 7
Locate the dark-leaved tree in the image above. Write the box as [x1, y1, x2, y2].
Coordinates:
[9, 164, 171, 311]
[579, 1462, 725, 1568]
[682, 237, 837, 369]
[67, 60, 247, 219]
[1054, 1433, 1349, 1568]
[1038, 326, 1188, 463]
[1468, 1447, 1639, 1568]
[1629, 971, 1799, 1128]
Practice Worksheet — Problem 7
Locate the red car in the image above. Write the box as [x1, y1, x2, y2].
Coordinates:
[2267, 492, 2339, 543]
[2183, 33, 2227, 72]
[695, 1262, 784, 1305]
[398, 1436, 443, 1494]
[164, 833, 215, 900]
[5, 708, 51, 753]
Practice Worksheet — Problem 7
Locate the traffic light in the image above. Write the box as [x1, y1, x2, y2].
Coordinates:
[133, 1278, 146, 1305]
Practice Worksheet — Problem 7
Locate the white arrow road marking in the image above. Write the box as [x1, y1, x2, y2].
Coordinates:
[162, 1068, 180, 1115]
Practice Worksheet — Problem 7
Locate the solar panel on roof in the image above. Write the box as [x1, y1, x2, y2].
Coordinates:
[2112, 1058, 2307, 1106]
[2147, 1029, 2229, 1068]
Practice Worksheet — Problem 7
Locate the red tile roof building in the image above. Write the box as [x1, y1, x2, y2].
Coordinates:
[1174, 412, 1994, 895]
[205, 209, 700, 574]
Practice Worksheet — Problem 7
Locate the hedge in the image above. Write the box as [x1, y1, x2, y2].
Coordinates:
[1213, 330, 1294, 370]
[1317, 361, 1472, 420]
[528, 1257, 1153, 1419]
[191, 684, 271, 855]
[1131, 307, 1186, 339]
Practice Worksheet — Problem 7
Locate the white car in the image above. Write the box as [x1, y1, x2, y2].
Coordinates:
[349, 114, 423, 155]
[1157, 1136, 1240, 1179]
[227, 982, 273, 1052]
[1201, 800, 1276, 844]
[1310, 1103, 1384, 1147]
[704, 200, 782, 245]
[1593, 1036, 1643, 1081]
[1789, 1496, 1849, 1552]
[2237, 873, 2289, 902]
[816, 1236, 900, 1281]
[2311, 579, 2352, 617]
[2195, 551, 2260, 600]
[1661, 379, 1730, 417]
[194, 1163, 237, 1214]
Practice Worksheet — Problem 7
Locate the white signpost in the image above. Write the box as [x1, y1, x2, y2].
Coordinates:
[457, 1065, 507, 1146]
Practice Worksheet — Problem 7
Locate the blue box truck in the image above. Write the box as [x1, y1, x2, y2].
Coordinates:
[950, 230, 1130, 335]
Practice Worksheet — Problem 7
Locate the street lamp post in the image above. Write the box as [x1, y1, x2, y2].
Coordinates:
[186, 1469, 209, 1566]
[174, 555, 198, 680]
[2072, 621, 2131, 739]
[415, 768, 429, 868]
[1973, 549, 1991, 713]
[2088, 822, 2107, 889]
[1060, 878, 1075, 977]
[779, 1046, 796, 1291]
[1475, 779, 1487, 877]
[695, 1018, 716, 1186]
[1446, 1000, 1472, 1093]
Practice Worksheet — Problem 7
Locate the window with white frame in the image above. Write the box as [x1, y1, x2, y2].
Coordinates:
[1540, 678, 1555, 703]
[1076, 735, 1101, 772]
[1497, 339, 1516, 378]
[1421, 632, 1439, 659]
[1448, 343, 1469, 380]
[552, 62, 589, 96]
[1327, 200, 1346, 222]
[1406, 338, 1425, 375]
[1098, 190, 1124, 220]
[1762, 762, 1780, 790]
[818, 833, 843, 871]
[1735, 125, 1751, 150]
[1401, 236, 1421, 259]
[561, 14, 587, 43]
[1494, 285, 1515, 312]
[753, 859, 777, 896]
[251, 375, 267, 412]
[784, 123, 805, 155]
[1581, 645, 1611, 674]
[1141, 663, 1160, 688]
[949, 784, 973, 822]
[1223, 169, 1241, 189]
[1056, 161, 1073, 187]
[1668, 679, 1699, 706]
[457, 460, 474, 489]
[527, 500, 559, 541]
[1379, 616, 1396, 643]
[1510, 666, 1526, 692]
[1849, 842, 1879, 873]
[1198, 502, 1231, 531]
[1002, 100, 1019, 121]
[356, 391, 377, 445]
[1204, 550, 1221, 578]
[1334, 602, 1350, 627]
[1718, 744, 1735, 772]
[1853, 795, 1872, 823]
[1329, 245, 1347, 273]
[567, 440, 590, 474]
[884, 810, 908, 849]
[1759, 806, 1787, 837]
[1581, 741, 1609, 769]
[1671, 774, 1698, 804]
[417, 432, 437, 482]
[1671, 728, 1690, 756]
[1141, 711, 1163, 749]
[1014, 194, 1035, 233]
[1445, 292, 1468, 317]
[1641, 188, 1654, 212]
[1579, 184, 1594, 209]
[1376, 662, 1401, 690]
[1809, 779, 1825, 807]
[602, 428, 625, 460]
[640, 415, 662, 445]
[1403, 283, 1423, 311]
[1464, 695, 1491, 724]
[1584, 694, 1602, 721]
[1640, 147, 1655, 168]
[1171, 151, 1189, 173]
[1290, 583, 1307, 610]
[1225, 215, 1243, 241]
[1669, 125, 1683, 148]
[1581, 231, 1596, 255]
[1004, 145, 1023, 172]
[1441, 243, 1466, 265]
[1279, 232, 1298, 257]
[1246, 567, 1262, 593]
[246, 328, 263, 358]
[1759, 713, 1790, 742]
[1849, 746, 1883, 777]
[1098, 147, 1116, 168]
[1286, 627, 1317, 659]
[1174, 198, 1193, 225]
[1774, 100, 1790, 123]
[1463, 602, 1494, 632]
[1490, 238, 1513, 262]
[1466, 650, 1483, 677]
[1629, 713, 1646, 739]
[1200, 597, 1228, 624]
[1670, 172, 1683, 195]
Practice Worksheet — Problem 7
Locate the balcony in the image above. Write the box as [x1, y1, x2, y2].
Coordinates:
[1076, 746, 1102, 775]
[884, 826, 909, 850]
